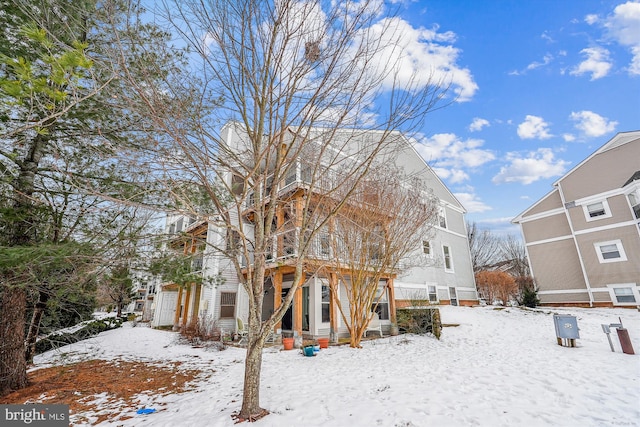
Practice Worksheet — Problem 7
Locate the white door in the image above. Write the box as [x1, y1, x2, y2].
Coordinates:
[158, 291, 178, 326]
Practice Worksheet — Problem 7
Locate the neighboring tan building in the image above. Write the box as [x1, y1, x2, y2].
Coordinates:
[512, 131, 640, 307]
[152, 123, 478, 338]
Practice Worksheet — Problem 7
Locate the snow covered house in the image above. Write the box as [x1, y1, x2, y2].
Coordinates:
[512, 131, 640, 307]
[152, 123, 477, 338]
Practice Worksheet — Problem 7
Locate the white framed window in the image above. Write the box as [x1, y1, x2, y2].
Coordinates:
[442, 245, 454, 272]
[428, 285, 438, 302]
[607, 284, 639, 306]
[220, 292, 236, 318]
[321, 284, 330, 323]
[422, 240, 431, 256]
[438, 206, 447, 229]
[582, 200, 612, 221]
[594, 240, 627, 263]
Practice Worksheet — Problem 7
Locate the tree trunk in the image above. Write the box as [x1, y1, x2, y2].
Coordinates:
[0, 286, 29, 396]
[1, 133, 47, 396]
[238, 337, 267, 421]
[25, 290, 50, 363]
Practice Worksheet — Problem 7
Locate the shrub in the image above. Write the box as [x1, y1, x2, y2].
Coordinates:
[396, 308, 441, 339]
[475, 270, 518, 305]
[519, 284, 540, 308]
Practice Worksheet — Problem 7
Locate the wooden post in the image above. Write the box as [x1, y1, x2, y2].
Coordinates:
[190, 284, 202, 327]
[274, 270, 283, 332]
[387, 278, 397, 326]
[329, 273, 339, 343]
[173, 287, 183, 330]
[293, 278, 303, 338]
[181, 286, 192, 328]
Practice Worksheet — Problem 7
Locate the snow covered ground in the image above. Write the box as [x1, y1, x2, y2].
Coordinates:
[34, 305, 640, 427]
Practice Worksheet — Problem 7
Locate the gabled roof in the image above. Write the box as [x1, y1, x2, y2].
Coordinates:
[552, 130, 640, 187]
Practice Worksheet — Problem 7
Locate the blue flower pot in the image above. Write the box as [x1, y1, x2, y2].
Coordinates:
[303, 346, 315, 357]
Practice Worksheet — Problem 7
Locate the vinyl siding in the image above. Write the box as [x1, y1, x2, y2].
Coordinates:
[521, 214, 571, 242]
[576, 226, 640, 287]
[559, 138, 640, 203]
[522, 189, 563, 218]
[539, 291, 590, 304]
[569, 194, 636, 231]
[527, 239, 586, 292]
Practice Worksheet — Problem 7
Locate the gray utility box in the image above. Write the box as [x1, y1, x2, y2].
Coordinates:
[554, 314, 580, 339]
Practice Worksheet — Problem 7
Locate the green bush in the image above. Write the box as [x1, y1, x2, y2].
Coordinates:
[520, 286, 540, 308]
[35, 317, 123, 355]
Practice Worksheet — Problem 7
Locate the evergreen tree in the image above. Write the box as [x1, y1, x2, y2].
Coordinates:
[0, 0, 181, 395]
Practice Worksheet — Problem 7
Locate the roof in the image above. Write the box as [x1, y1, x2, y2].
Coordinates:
[552, 130, 640, 187]
[623, 170, 640, 187]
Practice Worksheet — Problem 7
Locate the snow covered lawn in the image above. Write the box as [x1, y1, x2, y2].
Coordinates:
[32, 305, 640, 426]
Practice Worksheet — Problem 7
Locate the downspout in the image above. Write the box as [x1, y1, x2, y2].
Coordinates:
[557, 185, 594, 307]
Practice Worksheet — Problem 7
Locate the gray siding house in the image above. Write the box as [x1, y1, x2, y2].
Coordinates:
[512, 131, 640, 307]
[152, 124, 478, 336]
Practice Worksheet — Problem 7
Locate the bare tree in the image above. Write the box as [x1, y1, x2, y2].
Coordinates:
[111, 0, 451, 420]
[500, 234, 530, 278]
[325, 168, 437, 348]
[467, 221, 501, 272]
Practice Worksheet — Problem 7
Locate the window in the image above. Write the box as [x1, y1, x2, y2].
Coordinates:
[321, 284, 330, 323]
[220, 292, 236, 318]
[428, 285, 438, 302]
[587, 202, 606, 217]
[422, 240, 431, 255]
[595, 240, 627, 263]
[628, 191, 640, 219]
[443, 245, 453, 271]
[371, 285, 389, 320]
[607, 284, 639, 306]
[583, 200, 611, 221]
[614, 288, 636, 303]
[438, 206, 447, 229]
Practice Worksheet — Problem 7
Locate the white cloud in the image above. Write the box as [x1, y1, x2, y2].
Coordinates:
[433, 167, 469, 184]
[469, 117, 490, 132]
[570, 47, 612, 80]
[492, 148, 570, 185]
[584, 14, 600, 25]
[453, 192, 492, 213]
[602, 1, 640, 75]
[366, 17, 479, 101]
[569, 110, 618, 137]
[526, 53, 553, 70]
[414, 133, 495, 184]
[517, 115, 553, 140]
[541, 32, 555, 43]
[563, 133, 576, 142]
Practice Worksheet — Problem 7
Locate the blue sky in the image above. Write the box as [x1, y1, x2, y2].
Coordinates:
[389, 0, 640, 234]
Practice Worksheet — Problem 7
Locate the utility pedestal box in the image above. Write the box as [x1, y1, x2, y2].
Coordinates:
[553, 314, 579, 347]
